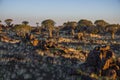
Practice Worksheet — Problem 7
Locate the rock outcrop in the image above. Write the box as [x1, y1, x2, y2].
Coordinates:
[79, 45, 120, 80]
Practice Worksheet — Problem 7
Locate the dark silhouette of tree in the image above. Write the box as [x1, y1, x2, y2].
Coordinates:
[106, 24, 118, 39]
[116, 24, 120, 35]
[22, 21, 29, 25]
[34, 22, 41, 34]
[64, 21, 77, 36]
[4, 19, 13, 27]
[36, 22, 39, 27]
[94, 20, 108, 33]
[41, 19, 55, 38]
[0, 20, 5, 30]
[76, 19, 93, 36]
[0, 20, 2, 30]
[0, 20, 1, 26]
[70, 22, 77, 36]
[78, 19, 93, 27]
[61, 22, 69, 30]
[63, 22, 67, 27]
[76, 19, 93, 33]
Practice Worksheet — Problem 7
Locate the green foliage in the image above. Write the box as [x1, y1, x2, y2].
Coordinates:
[90, 26, 99, 34]
[106, 24, 119, 39]
[94, 20, 109, 33]
[106, 24, 118, 33]
[64, 21, 77, 29]
[64, 21, 77, 35]
[41, 19, 55, 37]
[76, 19, 93, 32]
[13, 24, 31, 37]
[78, 19, 93, 27]
[94, 20, 108, 27]
[41, 19, 55, 28]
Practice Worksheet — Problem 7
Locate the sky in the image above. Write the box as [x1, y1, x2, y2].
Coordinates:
[0, 0, 120, 26]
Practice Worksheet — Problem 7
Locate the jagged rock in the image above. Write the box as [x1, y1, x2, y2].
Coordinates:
[105, 69, 117, 80]
[79, 45, 119, 79]
[116, 57, 120, 67]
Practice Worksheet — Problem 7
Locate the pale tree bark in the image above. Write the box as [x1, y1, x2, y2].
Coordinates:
[71, 29, 75, 36]
[111, 33, 115, 40]
[49, 29, 52, 38]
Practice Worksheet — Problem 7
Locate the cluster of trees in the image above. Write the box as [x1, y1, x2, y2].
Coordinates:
[63, 19, 120, 39]
[0, 19, 120, 39]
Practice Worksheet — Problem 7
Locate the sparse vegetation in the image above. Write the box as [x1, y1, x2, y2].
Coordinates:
[0, 19, 120, 80]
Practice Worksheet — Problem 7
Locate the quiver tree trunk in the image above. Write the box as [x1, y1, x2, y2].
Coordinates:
[111, 32, 115, 40]
[49, 29, 52, 38]
[71, 29, 75, 36]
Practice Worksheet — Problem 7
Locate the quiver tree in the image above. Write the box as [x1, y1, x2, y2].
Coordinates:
[94, 20, 108, 33]
[12, 24, 31, 39]
[22, 21, 29, 26]
[76, 19, 93, 36]
[106, 24, 118, 39]
[41, 19, 55, 38]
[64, 21, 77, 36]
[78, 19, 93, 27]
[35, 22, 41, 33]
[36, 22, 39, 27]
[4, 19, 13, 27]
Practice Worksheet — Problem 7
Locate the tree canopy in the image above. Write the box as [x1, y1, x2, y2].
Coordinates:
[41, 19, 55, 38]
[94, 20, 108, 27]
[64, 21, 77, 35]
[13, 24, 31, 37]
[76, 19, 93, 32]
[106, 24, 119, 39]
[78, 19, 93, 27]
[4, 19, 13, 27]
[94, 20, 109, 33]
[22, 21, 29, 25]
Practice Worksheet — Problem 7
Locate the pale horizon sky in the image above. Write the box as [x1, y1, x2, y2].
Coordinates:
[0, 0, 120, 26]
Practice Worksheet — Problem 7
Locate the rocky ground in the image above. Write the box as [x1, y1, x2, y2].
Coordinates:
[0, 35, 120, 80]
[0, 41, 87, 80]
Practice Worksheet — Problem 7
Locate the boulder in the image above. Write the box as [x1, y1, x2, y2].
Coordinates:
[79, 45, 118, 78]
[105, 69, 117, 80]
